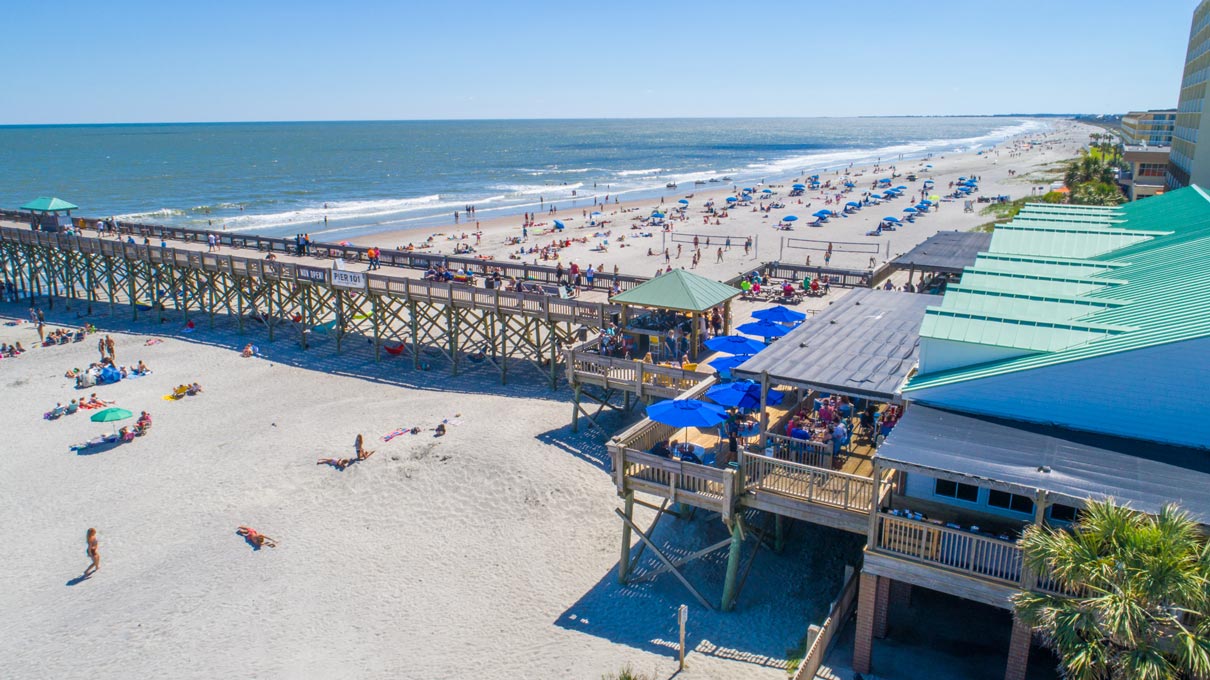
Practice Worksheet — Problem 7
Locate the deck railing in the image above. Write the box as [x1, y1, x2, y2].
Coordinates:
[874, 514, 1024, 586]
[609, 447, 736, 515]
[566, 348, 714, 398]
[742, 452, 875, 514]
[764, 432, 832, 468]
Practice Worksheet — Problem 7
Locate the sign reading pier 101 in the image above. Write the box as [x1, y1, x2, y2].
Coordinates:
[331, 269, 367, 290]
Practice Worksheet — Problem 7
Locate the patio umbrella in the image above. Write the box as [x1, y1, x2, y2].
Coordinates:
[753, 305, 807, 323]
[782, 215, 798, 222]
[737, 320, 791, 338]
[708, 354, 754, 373]
[706, 380, 785, 410]
[646, 399, 730, 451]
[705, 335, 767, 355]
[677, 199, 689, 205]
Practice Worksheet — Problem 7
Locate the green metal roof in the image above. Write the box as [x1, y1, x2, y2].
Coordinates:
[609, 268, 740, 312]
[907, 186, 1210, 391]
[20, 197, 77, 212]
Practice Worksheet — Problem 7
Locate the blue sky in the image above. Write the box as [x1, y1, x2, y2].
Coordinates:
[0, 0, 1197, 124]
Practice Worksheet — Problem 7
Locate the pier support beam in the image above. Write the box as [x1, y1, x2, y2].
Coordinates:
[1004, 616, 1033, 680]
[618, 492, 634, 584]
[720, 518, 744, 611]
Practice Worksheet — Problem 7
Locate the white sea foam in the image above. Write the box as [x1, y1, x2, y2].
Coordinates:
[494, 183, 584, 196]
[614, 168, 663, 177]
[216, 194, 444, 232]
[116, 208, 187, 220]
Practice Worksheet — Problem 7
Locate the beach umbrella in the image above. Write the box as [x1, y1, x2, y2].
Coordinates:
[925, 164, 934, 168]
[553, 219, 565, 229]
[647, 398, 728, 428]
[709, 354, 754, 373]
[920, 199, 933, 205]
[742, 187, 754, 193]
[845, 201, 860, 207]
[929, 194, 941, 201]
[706, 380, 785, 410]
[843, 181, 856, 188]
[903, 207, 918, 213]
[878, 178, 891, 184]
[883, 216, 901, 223]
[792, 183, 806, 190]
[91, 407, 133, 423]
[958, 177, 967, 181]
[725, 196, 738, 203]
[782, 215, 798, 222]
[808, 175, 819, 180]
[737, 320, 791, 338]
[591, 211, 602, 216]
[895, 185, 907, 190]
[705, 335, 767, 355]
[761, 188, 773, 194]
[752, 305, 807, 323]
[677, 199, 689, 205]
[650, 212, 666, 219]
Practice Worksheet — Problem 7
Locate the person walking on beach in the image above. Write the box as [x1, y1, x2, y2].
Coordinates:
[83, 528, 100, 578]
[716, 247, 724, 263]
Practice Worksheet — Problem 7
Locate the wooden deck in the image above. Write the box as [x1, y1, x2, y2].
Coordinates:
[565, 348, 715, 400]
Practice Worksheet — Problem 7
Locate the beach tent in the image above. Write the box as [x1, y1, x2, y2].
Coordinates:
[98, 366, 122, 384]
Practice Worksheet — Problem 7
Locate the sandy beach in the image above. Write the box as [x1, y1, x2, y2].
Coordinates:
[0, 120, 1095, 680]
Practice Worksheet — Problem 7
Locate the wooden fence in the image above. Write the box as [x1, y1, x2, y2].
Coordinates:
[793, 565, 860, 680]
[742, 452, 876, 514]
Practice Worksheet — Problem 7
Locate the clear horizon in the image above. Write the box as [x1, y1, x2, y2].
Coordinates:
[0, 0, 1196, 125]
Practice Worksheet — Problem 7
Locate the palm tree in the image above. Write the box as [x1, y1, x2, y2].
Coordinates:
[1013, 500, 1210, 680]
[1071, 182, 1125, 206]
[1065, 153, 1118, 188]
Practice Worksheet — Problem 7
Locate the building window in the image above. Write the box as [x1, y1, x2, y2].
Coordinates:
[934, 479, 979, 503]
[1048, 503, 1079, 523]
[987, 489, 1035, 515]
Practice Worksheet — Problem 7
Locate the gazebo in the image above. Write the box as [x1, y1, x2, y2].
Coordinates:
[609, 269, 740, 361]
[20, 197, 79, 233]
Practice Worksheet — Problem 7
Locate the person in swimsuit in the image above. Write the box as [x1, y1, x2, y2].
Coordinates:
[236, 527, 276, 549]
[353, 434, 374, 460]
[83, 528, 100, 578]
[317, 457, 354, 470]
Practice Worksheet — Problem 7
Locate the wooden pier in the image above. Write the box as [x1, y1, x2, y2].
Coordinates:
[0, 226, 621, 385]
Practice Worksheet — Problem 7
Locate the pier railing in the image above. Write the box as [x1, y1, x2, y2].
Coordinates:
[0, 210, 649, 291]
[762, 432, 832, 468]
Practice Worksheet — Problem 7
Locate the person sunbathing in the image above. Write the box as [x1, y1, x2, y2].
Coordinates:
[236, 527, 276, 549]
[172, 385, 189, 399]
[135, 411, 152, 434]
[434, 423, 447, 437]
[241, 343, 256, 358]
[86, 393, 110, 407]
[65, 367, 81, 378]
[186, 382, 202, 395]
[134, 360, 149, 375]
[317, 457, 354, 470]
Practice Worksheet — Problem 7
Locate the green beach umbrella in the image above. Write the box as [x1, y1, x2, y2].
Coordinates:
[90, 407, 133, 423]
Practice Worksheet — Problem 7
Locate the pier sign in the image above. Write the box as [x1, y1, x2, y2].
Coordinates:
[331, 269, 367, 290]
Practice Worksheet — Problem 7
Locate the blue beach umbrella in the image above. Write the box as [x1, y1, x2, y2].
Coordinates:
[737, 320, 791, 338]
[651, 212, 666, 219]
[845, 201, 860, 207]
[553, 219, 565, 229]
[709, 354, 754, 373]
[646, 398, 729, 429]
[878, 178, 891, 185]
[903, 207, 918, 213]
[706, 380, 785, 410]
[752, 305, 807, 323]
[808, 175, 819, 180]
[813, 210, 832, 217]
[743, 187, 754, 193]
[925, 164, 934, 168]
[677, 199, 689, 205]
[792, 183, 806, 190]
[782, 215, 798, 222]
[591, 211, 602, 216]
[882, 216, 901, 223]
[895, 185, 907, 190]
[705, 335, 767, 355]
[843, 181, 856, 188]
[762, 188, 773, 194]
[726, 196, 738, 203]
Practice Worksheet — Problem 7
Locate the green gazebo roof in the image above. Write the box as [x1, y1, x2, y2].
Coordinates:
[610, 269, 740, 313]
[20, 197, 78, 212]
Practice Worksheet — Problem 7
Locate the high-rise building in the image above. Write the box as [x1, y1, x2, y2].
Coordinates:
[1168, 0, 1210, 188]
[1120, 109, 1176, 145]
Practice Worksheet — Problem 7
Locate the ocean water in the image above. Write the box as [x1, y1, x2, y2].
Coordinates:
[0, 117, 1047, 240]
